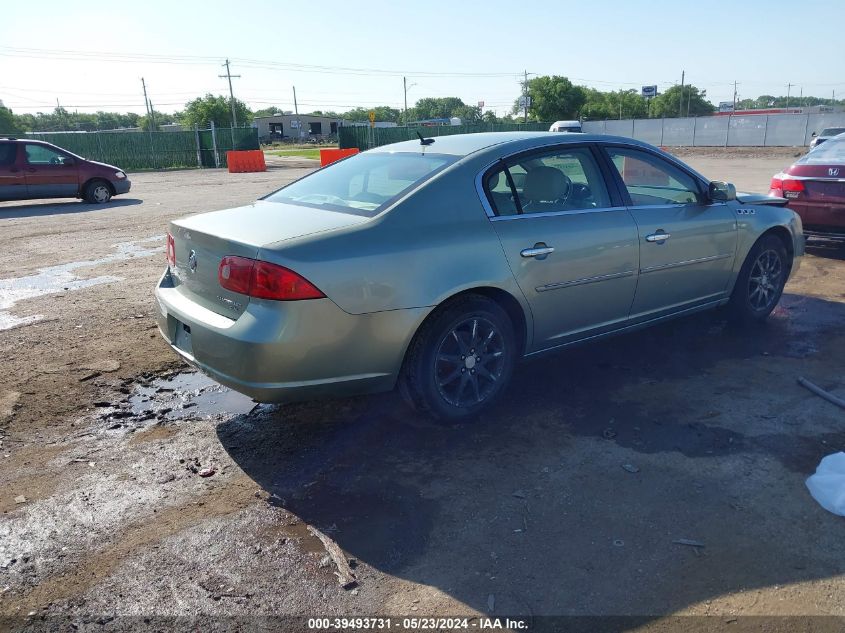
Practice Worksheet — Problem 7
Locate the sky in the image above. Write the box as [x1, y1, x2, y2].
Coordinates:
[1, 0, 843, 119]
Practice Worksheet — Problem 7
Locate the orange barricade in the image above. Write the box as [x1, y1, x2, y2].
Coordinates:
[320, 147, 359, 167]
[227, 150, 267, 173]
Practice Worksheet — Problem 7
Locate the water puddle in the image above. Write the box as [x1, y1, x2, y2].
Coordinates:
[0, 236, 165, 330]
[127, 371, 256, 422]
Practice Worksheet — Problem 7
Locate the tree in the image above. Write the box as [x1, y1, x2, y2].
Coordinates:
[482, 110, 499, 124]
[409, 97, 467, 121]
[253, 106, 287, 118]
[139, 110, 178, 131]
[180, 94, 252, 129]
[0, 106, 24, 135]
[649, 84, 714, 118]
[342, 106, 400, 123]
[520, 76, 586, 121]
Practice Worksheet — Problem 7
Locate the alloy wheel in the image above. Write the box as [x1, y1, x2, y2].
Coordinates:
[748, 249, 783, 311]
[434, 316, 506, 408]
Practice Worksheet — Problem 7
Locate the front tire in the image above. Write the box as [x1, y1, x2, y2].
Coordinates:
[728, 234, 790, 323]
[400, 295, 517, 421]
[84, 180, 112, 204]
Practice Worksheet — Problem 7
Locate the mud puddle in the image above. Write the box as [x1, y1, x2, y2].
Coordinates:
[0, 235, 165, 330]
[127, 371, 257, 421]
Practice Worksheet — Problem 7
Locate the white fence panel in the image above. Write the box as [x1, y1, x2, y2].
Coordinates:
[727, 116, 767, 146]
[632, 118, 663, 145]
[604, 120, 634, 137]
[692, 117, 728, 146]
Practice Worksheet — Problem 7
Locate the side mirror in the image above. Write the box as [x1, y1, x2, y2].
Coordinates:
[709, 180, 736, 202]
[61, 157, 75, 166]
[811, 132, 818, 137]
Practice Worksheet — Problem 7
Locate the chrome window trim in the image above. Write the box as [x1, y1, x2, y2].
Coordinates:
[535, 270, 636, 293]
[490, 205, 629, 221]
[640, 252, 733, 274]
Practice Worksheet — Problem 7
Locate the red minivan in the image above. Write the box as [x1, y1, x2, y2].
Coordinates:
[0, 138, 131, 204]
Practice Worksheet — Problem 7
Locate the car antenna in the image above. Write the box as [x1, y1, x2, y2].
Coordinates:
[416, 131, 435, 146]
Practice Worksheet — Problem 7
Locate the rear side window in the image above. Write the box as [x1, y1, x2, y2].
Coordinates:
[0, 143, 16, 166]
[605, 147, 701, 206]
[485, 146, 610, 216]
[266, 152, 456, 216]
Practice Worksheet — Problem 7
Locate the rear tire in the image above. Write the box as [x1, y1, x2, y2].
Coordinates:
[83, 180, 112, 204]
[728, 234, 790, 324]
[400, 295, 517, 421]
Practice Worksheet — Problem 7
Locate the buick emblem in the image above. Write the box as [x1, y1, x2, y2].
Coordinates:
[188, 249, 198, 273]
[829, 168, 840, 177]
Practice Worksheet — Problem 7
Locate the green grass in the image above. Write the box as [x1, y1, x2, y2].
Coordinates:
[264, 148, 323, 160]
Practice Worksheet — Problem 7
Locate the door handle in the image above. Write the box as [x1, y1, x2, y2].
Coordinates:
[26, 168, 37, 173]
[645, 231, 671, 243]
[520, 245, 555, 259]
[9, 167, 20, 173]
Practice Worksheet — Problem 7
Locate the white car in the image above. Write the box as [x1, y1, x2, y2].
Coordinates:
[549, 120, 583, 133]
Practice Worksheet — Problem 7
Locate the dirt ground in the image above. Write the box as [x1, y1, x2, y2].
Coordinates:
[1, 151, 844, 631]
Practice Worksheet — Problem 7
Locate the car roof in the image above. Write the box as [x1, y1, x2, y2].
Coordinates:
[367, 131, 654, 158]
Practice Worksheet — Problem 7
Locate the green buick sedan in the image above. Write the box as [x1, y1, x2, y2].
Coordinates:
[155, 132, 803, 420]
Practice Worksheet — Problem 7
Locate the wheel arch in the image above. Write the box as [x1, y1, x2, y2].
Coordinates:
[397, 286, 529, 381]
[81, 177, 115, 197]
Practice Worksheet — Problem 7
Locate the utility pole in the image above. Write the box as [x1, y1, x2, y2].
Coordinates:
[619, 89, 623, 120]
[679, 70, 685, 117]
[403, 76, 408, 126]
[141, 77, 151, 119]
[799, 86, 803, 108]
[523, 70, 529, 124]
[292, 86, 301, 141]
[786, 83, 793, 110]
[219, 59, 241, 128]
[732, 81, 738, 112]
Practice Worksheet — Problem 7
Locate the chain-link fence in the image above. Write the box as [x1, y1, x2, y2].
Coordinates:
[24, 126, 259, 170]
[339, 122, 552, 150]
[583, 113, 845, 147]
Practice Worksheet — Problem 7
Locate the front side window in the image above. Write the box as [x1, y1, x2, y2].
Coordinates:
[485, 147, 611, 216]
[265, 152, 456, 216]
[25, 144, 72, 166]
[606, 147, 701, 206]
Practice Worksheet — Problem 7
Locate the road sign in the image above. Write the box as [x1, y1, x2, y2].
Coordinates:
[518, 96, 532, 108]
[718, 101, 734, 112]
[641, 85, 658, 98]
[478, 101, 485, 108]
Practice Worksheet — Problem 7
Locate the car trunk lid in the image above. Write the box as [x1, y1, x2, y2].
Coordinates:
[169, 200, 369, 318]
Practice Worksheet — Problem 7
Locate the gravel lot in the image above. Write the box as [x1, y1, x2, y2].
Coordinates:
[1, 150, 844, 630]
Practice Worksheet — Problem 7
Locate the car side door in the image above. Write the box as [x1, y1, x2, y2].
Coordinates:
[0, 142, 27, 200]
[599, 145, 738, 321]
[23, 143, 80, 199]
[483, 144, 639, 351]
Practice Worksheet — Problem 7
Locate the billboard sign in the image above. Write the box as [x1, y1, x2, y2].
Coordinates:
[719, 101, 735, 112]
[641, 85, 658, 98]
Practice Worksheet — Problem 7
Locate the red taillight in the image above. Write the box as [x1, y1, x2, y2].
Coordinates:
[781, 178, 805, 193]
[218, 255, 253, 295]
[218, 256, 325, 301]
[166, 233, 176, 266]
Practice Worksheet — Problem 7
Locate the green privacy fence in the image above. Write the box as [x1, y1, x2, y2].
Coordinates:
[24, 126, 259, 170]
[339, 122, 552, 150]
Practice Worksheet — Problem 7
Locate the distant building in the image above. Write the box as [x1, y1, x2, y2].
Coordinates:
[253, 114, 349, 140]
[715, 105, 844, 117]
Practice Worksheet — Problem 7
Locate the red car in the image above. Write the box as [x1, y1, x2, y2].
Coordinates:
[0, 138, 131, 204]
[770, 133, 845, 240]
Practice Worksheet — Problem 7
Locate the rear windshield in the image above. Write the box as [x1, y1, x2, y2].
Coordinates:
[799, 138, 845, 163]
[265, 152, 457, 216]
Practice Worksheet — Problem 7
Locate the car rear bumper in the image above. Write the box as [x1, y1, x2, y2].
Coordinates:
[153, 269, 427, 403]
